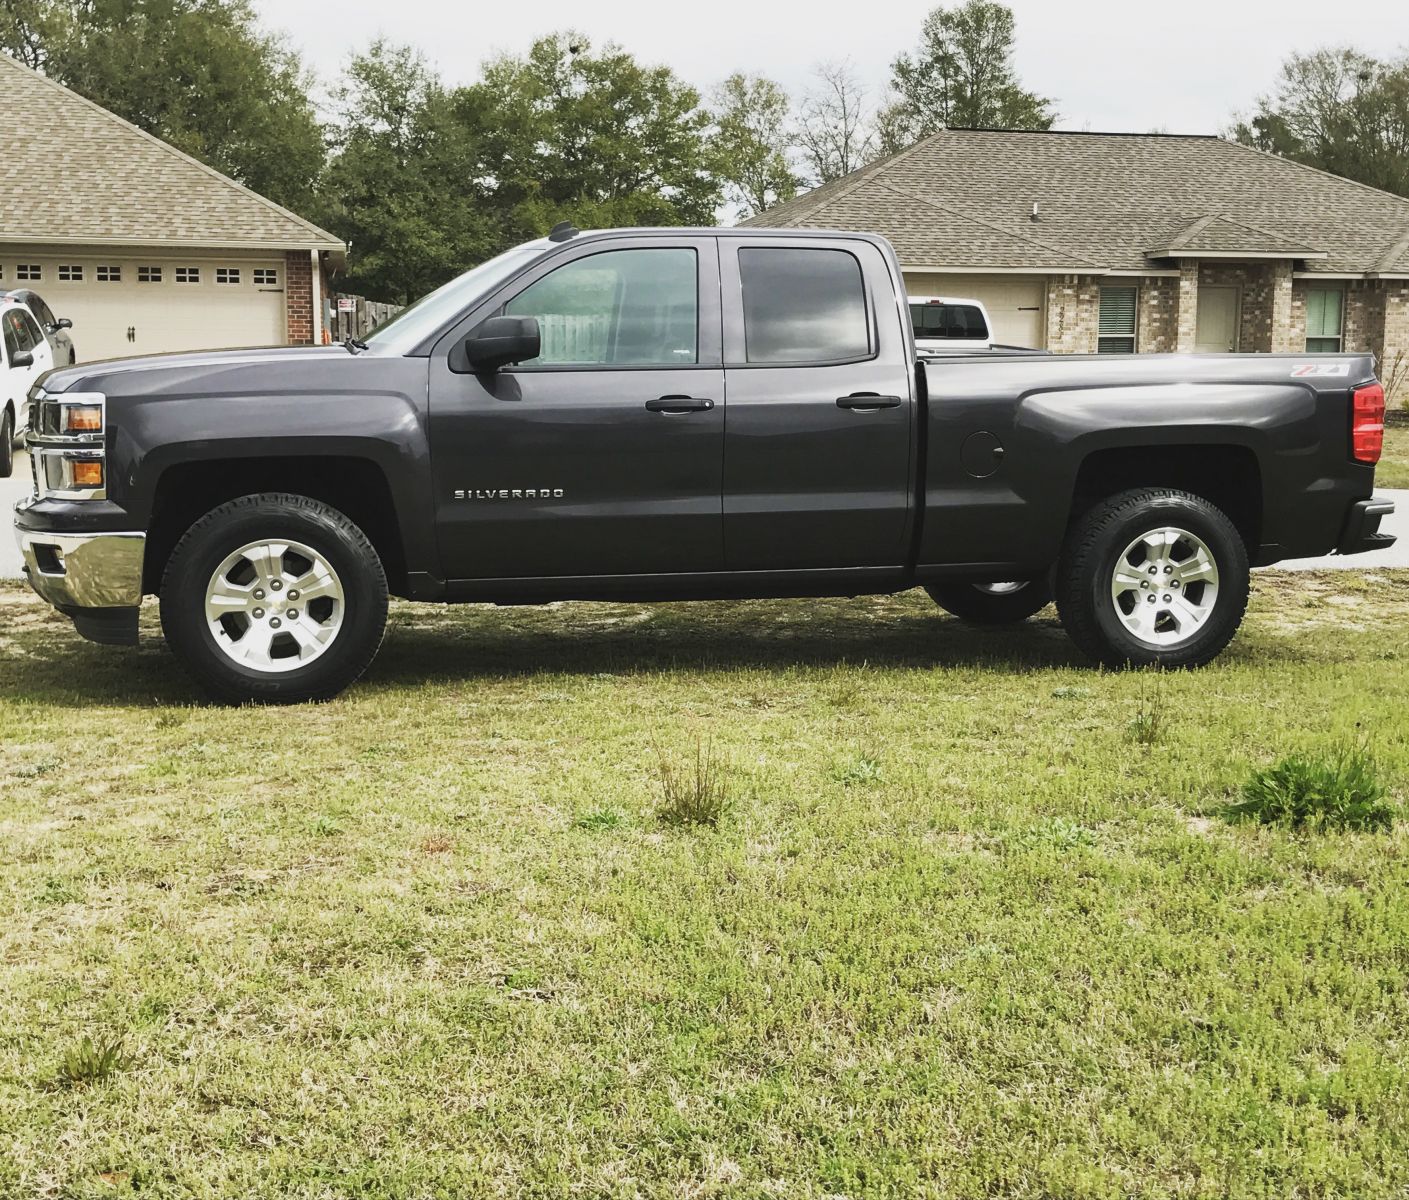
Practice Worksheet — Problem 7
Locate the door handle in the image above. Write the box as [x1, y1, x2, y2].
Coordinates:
[836, 393, 903, 410]
[646, 395, 715, 413]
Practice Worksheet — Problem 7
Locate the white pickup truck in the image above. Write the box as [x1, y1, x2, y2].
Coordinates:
[907, 295, 995, 355]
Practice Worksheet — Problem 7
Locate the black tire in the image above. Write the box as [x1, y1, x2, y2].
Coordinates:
[927, 577, 1053, 624]
[1055, 488, 1249, 669]
[159, 493, 388, 704]
[0, 408, 13, 478]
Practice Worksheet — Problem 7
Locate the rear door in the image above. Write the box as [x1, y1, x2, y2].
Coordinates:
[720, 237, 915, 570]
[428, 236, 725, 581]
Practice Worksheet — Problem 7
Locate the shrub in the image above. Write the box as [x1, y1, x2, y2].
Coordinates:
[655, 738, 729, 828]
[1225, 744, 1394, 832]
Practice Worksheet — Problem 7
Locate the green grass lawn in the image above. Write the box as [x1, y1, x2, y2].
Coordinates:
[1378, 423, 1409, 489]
[3, 574, 1409, 1198]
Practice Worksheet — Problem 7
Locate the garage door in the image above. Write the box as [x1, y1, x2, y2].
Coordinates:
[14, 255, 287, 364]
[903, 273, 1046, 349]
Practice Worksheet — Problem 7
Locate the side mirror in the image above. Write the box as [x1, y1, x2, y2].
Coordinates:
[55, 318, 73, 330]
[11, 350, 34, 369]
[464, 316, 540, 372]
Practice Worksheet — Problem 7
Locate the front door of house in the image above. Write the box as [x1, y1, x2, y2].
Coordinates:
[1195, 286, 1240, 353]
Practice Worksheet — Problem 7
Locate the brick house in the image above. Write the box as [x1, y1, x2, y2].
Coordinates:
[0, 54, 344, 362]
[745, 129, 1409, 400]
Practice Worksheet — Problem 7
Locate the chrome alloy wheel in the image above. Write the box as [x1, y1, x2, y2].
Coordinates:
[1110, 526, 1219, 647]
[204, 539, 345, 672]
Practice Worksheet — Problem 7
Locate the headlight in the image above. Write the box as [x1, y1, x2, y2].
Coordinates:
[28, 390, 108, 500]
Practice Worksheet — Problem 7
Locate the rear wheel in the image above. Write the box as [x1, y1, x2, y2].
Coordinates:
[927, 577, 1053, 624]
[160, 493, 388, 703]
[0, 409, 13, 478]
[1055, 488, 1249, 668]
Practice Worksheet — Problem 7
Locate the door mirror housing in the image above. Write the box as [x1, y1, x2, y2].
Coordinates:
[55, 317, 73, 331]
[10, 350, 34, 369]
[464, 316, 540, 372]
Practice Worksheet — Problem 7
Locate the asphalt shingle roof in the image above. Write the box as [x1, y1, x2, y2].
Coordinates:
[0, 54, 343, 252]
[744, 129, 1409, 276]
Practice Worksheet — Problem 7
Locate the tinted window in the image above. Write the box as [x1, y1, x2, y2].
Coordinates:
[22, 294, 55, 327]
[739, 247, 869, 364]
[2, 316, 18, 363]
[504, 248, 697, 366]
[4, 308, 36, 352]
[909, 302, 988, 340]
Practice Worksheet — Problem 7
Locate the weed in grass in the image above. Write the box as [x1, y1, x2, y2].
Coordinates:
[1007, 817, 1098, 852]
[832, 756, 884, 787]
[309, 815, 342, 837]
[1127, 671, 1168, 745]
[654, 737, 730, 828]
[36, 876, 79, 905]
[1051, 686, 1091, 700]
[572, 808, 624, 832]
[1225, 743, 1394, 832]
[52, 1035, 128, 1088]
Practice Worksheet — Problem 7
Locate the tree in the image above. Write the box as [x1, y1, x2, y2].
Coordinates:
[0, 0, 325, 212]
[887, 0, 1054, 141]
[1232, 48, 1409, 198]
[457, 32, 720, 240]
[319, 40, 496, 304]
[710, 72, 798, 218]
[795, 60, 875, 186]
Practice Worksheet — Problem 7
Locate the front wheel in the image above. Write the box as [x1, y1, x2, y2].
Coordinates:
[927, 577, 1053, 624]
[160, 493, 388, 703]
[1055, 488, 1249, 669]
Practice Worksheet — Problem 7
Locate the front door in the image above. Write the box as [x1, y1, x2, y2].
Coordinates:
[719, 237, 915, 571]
[428, 237, 725, 581]
[1195, 285, 1240, 353]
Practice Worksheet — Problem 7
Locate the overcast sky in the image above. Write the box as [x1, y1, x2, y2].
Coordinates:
[253, 0, 1406, 134]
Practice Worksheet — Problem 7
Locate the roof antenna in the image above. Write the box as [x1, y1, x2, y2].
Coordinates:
[548, 220, 580, 243]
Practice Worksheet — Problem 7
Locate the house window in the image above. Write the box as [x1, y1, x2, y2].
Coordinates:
[97, 266, 121, 282]
[138, 266, 162, 283]
[58, 264, 83, 282]
[17, 264, 41, 281]
[175, 267, 200, 284]
[1098, 287, 1138, 353]
[216, 267, 241, 285]
[254, 268, 278, 286]
[1306, 287, 1343, 353]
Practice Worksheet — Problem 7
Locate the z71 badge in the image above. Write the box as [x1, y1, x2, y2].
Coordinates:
[1289, 362, 1350, 377]
[453, 488, 565, 500]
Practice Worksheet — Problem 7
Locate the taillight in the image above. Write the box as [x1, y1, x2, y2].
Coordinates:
[1352, 382, 1385, 464]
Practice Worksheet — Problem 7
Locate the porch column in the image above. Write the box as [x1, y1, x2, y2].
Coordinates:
[1269, 260, 1296, 352]
[1174, 261, 1199, 352]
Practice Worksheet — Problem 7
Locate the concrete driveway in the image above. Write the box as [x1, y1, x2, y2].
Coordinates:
[1, 454, 1406, 581]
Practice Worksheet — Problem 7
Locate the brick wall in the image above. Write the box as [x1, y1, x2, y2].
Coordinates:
[1383, 284, 1409, 406]
[1175, 262, 1199, 351]
[285, 250, 313, 345]
[1044, 275, 1100, 352]
[1136, 277, 1179, 353]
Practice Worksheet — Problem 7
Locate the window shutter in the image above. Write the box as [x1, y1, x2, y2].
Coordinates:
[1098, 287, 1137, 336]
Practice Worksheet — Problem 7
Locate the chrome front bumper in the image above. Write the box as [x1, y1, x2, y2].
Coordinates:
[15, 527, 146, 608]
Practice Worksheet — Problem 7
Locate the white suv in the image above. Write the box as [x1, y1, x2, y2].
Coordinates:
[2, 299, 55, 476]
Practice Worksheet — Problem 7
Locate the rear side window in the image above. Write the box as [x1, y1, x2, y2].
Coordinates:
[504, 248, 698, 367]
[910, 302, 988, 340]
[739, 247, 869, 364]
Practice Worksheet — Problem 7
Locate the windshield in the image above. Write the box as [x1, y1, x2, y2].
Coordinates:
[363, 245, 545, 352]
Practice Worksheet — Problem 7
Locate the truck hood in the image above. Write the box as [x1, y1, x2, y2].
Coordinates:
[39, 344, 353, 395]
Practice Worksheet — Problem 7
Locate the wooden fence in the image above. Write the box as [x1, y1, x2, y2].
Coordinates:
[326, 293, 402, 342]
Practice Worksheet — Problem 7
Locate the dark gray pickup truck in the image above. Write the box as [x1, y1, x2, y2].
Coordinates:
[14, 225, 1396, 702]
